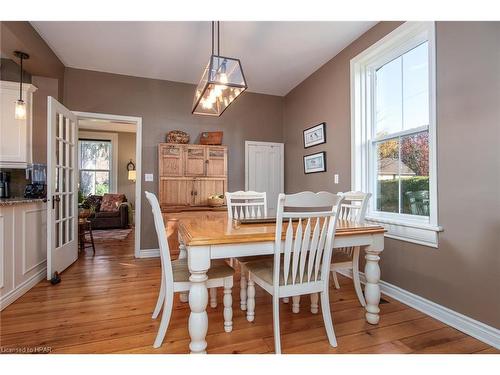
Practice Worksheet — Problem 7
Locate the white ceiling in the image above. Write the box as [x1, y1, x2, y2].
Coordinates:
[31, 21, 376, 96]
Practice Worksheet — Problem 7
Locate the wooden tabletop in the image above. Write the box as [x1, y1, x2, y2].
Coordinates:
[168, 211, 385, 246]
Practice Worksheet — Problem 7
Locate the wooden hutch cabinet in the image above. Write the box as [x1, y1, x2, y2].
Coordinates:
[158, 143, 227, 209]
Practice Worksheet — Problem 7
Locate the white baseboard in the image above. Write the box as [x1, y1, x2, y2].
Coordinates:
[337, 269, 500, 349]
[138, 248, 160, 258]
[0, 268, 46, 311]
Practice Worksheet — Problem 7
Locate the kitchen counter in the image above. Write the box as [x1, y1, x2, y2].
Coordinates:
[0, 197, 46, 206]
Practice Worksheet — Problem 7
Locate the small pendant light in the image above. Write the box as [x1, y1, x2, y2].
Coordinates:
[14, 50, 30, 120]
[192, 21, 248, 117]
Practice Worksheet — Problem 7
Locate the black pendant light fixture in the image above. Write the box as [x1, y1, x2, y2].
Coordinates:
[192, 21, 247, 116]
[14, 50, 30, 120]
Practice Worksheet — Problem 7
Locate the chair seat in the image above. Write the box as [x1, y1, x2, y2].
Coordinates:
[332, 251, 352, 263]
[172, 259, 234, 283]
[236, 255, 273, 264]
[245, 258, 321, 286]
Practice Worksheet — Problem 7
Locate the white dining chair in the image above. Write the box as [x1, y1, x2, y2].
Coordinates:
[295, 191, 372, 312]
[245, 191, 344, 354]
[145, 191, 235, 348]
[330, 191, 371, 307]
[225, 191, 273, 311]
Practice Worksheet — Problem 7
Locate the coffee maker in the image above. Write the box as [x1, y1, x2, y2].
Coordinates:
[0, 171, 11, 198]
[24, 164, 47, 199]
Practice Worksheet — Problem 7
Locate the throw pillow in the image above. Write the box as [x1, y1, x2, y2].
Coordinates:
[100, 193, 126, 212]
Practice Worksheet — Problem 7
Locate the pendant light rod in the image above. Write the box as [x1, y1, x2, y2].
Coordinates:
[211, 21, 214, 56]
[20, 55, 23, 100]
[14, 51, 29, 102]
[210, 21, 221, 56]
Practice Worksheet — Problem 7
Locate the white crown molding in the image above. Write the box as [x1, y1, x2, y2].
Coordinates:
[338, 269, 500, 349]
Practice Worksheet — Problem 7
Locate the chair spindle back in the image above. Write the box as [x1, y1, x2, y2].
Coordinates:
[273, 191, 344, 287]
[225, 191, 267, 220]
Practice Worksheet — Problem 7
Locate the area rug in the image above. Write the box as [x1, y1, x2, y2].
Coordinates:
[92, 228, 132, 241]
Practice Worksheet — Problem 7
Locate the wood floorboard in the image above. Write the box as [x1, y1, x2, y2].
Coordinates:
[0, 231, 495, 354]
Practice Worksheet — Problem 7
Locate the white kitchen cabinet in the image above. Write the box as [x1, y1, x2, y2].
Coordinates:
[0, 80, 37, 168]
[0, 201, 47, 310]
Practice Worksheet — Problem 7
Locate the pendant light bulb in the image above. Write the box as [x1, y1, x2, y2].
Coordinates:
[219, 73, 228, 84]
[15, 100, 26, 120]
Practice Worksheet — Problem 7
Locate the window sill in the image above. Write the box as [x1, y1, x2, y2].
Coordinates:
[366, 216, 443, 248]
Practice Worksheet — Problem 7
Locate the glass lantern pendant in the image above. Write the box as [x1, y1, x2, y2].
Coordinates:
[14, 51, 29, 121]
[192, 22, 247, 117]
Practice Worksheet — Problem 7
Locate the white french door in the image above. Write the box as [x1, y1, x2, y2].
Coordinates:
[46, 97, 78, 280]
[245, 141, 284, 217]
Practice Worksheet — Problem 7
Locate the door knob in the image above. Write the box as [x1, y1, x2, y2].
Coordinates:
[52, 195, 61, 209]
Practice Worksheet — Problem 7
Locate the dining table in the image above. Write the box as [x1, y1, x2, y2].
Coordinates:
[167, 211, 386, 354]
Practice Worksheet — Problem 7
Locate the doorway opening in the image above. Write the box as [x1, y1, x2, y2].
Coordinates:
[75, 112, 142, 258]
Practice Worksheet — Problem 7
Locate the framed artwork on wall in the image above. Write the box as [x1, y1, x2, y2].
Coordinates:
[303, 151, 326, 174]
[303, 122, 326, 148]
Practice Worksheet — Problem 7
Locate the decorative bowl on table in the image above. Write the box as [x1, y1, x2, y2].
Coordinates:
[166, 130, 190, 144]
[207, 194, 224, 207]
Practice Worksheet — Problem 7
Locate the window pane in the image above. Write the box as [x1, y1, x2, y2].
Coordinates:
[401, 131, 429, 216]
[79, 140, 111, 169]
[96, 142, 111, 170]
[80, 171, 95, 197]
[80, 141, 96, 169]
[376, 138, 400, 213]
[95, 171, 110, 195]
[375, 57, 402, 137]
[403, 42, 429, 130]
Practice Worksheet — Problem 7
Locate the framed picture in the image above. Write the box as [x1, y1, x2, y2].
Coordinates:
[303, 122, 326, 148]
[303, 151, 327, 174]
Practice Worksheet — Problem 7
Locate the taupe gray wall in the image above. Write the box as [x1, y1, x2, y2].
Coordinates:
[1, 21, 64, 166]
[117, 132, 136, 207]
[0, 22, 65, 100]
[283, 21, 500, 327]
[31, 76, 58, 164]
[64, 68, 284, 249]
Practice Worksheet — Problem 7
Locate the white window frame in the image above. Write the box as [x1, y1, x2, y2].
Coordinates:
[350, 22, 442, 248]
[78, 131, 119, 194]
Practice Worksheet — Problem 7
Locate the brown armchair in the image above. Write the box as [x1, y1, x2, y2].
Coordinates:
[82, 194, 130, 230]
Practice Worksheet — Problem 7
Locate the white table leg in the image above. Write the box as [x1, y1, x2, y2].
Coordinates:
[364, 235, 384, 324]
[178, 239, 189, 303]
[188, 245, 210, 354]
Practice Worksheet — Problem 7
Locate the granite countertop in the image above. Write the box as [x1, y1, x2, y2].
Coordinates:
[0, 197, 46, 206]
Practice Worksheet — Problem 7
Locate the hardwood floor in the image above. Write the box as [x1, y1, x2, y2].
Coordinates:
[0, 232, 497, 354]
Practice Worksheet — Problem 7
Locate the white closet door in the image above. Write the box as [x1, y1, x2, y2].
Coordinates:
[245, 141, 284, 217]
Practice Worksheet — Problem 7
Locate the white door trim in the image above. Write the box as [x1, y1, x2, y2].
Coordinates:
[74, 111, 142, 259]
[244, 140, 284, 193]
